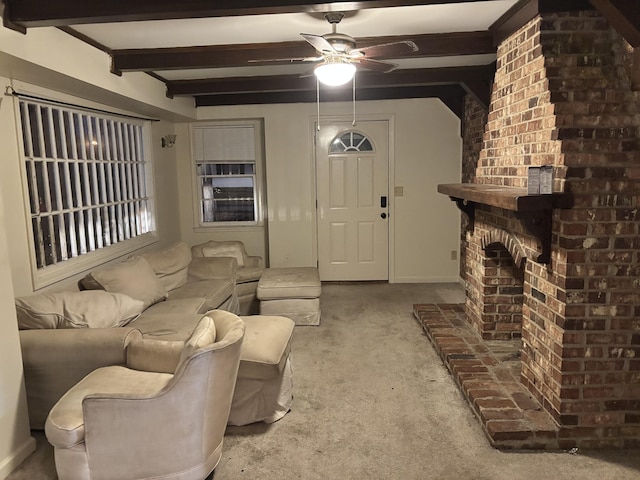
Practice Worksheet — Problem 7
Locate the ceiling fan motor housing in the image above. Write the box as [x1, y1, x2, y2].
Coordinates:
[323, 33, 357, 53]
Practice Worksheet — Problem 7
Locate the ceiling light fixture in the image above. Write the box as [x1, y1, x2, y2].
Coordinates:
[314, 58, 356, 86]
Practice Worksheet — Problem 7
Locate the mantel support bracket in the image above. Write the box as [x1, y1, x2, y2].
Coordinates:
[516, 210, 552, 264]
[447, 196, 553, 265]
[451, 197, 475, 232]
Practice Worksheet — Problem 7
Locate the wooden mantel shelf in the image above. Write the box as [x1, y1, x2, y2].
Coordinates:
[437, 183, 571, 264]
[437, 183, 558, 211]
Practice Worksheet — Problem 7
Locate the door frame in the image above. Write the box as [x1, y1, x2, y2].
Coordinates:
[309, 114, 396, 283]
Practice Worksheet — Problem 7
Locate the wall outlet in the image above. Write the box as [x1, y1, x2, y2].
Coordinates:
[450, 250, 457, 260]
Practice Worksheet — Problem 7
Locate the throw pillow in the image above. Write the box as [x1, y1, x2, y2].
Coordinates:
[201, 242, 245, 268]
[82, 256, 168, 309]
[141, 242, 192, 292]
[15, 291, 144, 329]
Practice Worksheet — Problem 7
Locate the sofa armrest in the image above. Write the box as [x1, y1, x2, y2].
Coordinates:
[187, 256, 237, 282]
[126, 337, 183, 374]
[20, 327, 141, 429]
[244, 255, 264, 269]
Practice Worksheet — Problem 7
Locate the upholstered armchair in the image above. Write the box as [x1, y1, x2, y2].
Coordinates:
[192, 240, 264, 315]
[44, 311, 245, 480]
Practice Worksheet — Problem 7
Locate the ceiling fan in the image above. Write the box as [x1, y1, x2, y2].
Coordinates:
[258, 12, 419, 86]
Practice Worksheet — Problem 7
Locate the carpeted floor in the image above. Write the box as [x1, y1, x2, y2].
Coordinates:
[7, 283, 640, 480]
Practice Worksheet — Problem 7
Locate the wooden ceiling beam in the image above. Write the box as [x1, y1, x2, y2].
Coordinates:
[490, 0, 594, 45]
[166, 65, 494, 96]
[194, 84, 468, 118]
[4, 0, 489, 28]
[588, 0, 640, 47]
[110, 31, 494, 73]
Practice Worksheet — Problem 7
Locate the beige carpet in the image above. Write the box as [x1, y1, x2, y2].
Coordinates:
[8, 283, 640, 480]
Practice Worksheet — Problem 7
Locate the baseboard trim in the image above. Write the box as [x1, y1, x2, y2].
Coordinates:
[392, 276, 461, 284]
[0, 435, 36, 480]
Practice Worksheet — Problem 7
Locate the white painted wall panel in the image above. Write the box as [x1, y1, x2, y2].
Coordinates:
[193, 98, 462, 280]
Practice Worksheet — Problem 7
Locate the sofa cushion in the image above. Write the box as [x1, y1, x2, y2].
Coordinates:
[129, 313, 203, 341]
[140, 242, 192, 292]
[143, 298, 207, 315]
[15, 291, 144, 330]
[200, 242, 245, 267]
[168, 279, 234, 312]
[82, 256, 168, 309]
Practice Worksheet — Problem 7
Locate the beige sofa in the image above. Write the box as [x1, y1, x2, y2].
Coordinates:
[17, 241, 239, 428]
[17, 241, 294, 430]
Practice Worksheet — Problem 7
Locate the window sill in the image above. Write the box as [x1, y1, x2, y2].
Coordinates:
[193, 224, 264, 234]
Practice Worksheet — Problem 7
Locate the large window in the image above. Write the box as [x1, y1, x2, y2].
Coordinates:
[192, 120, 264, 226]
[18, 98, 155, 285]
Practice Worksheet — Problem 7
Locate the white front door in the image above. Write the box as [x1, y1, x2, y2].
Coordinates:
[316, 120, 389, 281]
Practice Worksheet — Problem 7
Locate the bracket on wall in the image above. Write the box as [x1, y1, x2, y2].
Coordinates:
[515, 209, 552, 264]
[438, 183, 571, 265]
[453, 198, 476, 232]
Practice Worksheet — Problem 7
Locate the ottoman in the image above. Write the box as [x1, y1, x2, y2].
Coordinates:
[229, 314, 295, 426]
[257, 267, 321, 326]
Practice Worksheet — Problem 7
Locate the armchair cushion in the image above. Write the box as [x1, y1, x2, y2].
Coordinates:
[139, 242, 192, 291]
[81, 256, 168, 309]
[15, 291, 144, 330]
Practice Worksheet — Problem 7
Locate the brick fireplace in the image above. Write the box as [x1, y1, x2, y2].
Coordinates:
[427, 8, 640, 449]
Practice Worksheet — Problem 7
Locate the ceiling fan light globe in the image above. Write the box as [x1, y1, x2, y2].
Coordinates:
[314, 62, 356, 86]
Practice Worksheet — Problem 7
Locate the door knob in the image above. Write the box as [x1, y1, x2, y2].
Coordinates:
[381, 213, 387, 219]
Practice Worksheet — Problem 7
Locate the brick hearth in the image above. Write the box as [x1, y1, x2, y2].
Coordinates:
[414, 303, 559, 450]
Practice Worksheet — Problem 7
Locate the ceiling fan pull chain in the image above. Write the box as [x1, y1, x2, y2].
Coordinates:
[317, 76, 321, 131]
[352, 73, 357, 127]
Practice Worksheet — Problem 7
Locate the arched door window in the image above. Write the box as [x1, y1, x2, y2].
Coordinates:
[329, 131, 374, 153]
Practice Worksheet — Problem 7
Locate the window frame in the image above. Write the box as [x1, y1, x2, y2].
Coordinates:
[15, 95, 158, 289]
[191, 119, 265, 229]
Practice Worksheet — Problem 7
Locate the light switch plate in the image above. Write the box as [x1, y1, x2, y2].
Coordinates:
[394, 186, 404, 197]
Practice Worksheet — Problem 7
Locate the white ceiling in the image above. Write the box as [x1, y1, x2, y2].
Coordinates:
[73, 1, 518, 48]
[69, 1, 518, 80]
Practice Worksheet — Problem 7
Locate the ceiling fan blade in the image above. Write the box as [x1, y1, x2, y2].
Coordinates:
[248, 56, 323, 64]
[352, 57, 398, 73]
[299, 67, 316, 79]
[353, 40, 418, 59]
[301, 33, 337, 54]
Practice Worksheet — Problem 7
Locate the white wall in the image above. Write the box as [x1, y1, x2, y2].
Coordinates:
[0, 96, 36, 480]
[0, 25, 192, 477]
[178, 98, 462, 282]
[0, 26, 194, 121]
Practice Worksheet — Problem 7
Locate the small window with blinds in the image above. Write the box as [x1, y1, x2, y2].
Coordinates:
[18, 99, 154, 278]
[193, 121, 264, 226]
